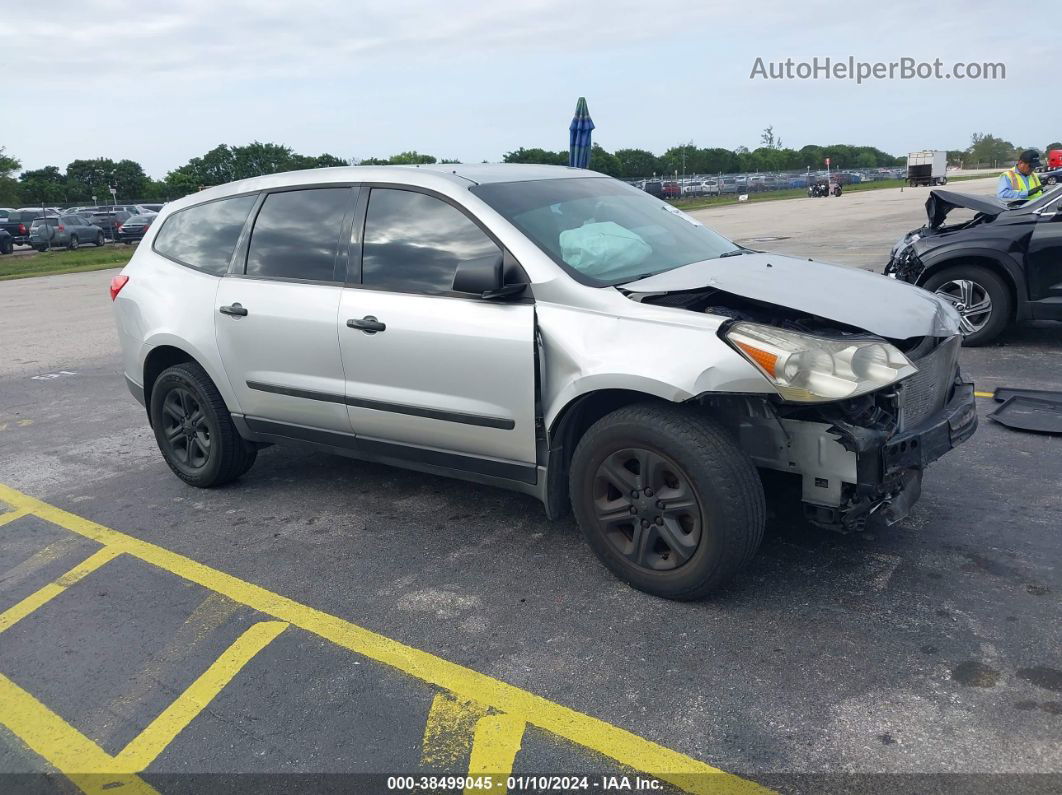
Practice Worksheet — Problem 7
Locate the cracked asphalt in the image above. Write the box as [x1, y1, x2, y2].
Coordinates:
[0, 182, 1060, 791]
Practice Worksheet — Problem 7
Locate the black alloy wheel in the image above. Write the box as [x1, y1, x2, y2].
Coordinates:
[158, 386, 212, 471]
[591, 447, 701, 571]
[570, 403, 765, 600]
[150, 362, 257, 487]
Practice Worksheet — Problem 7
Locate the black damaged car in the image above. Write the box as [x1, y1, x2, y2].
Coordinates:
[885, 188, 1062, 345]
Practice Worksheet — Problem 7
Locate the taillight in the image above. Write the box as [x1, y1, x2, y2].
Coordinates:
[109, 275, 129, 301]
[57, 225, 64, 233]
[18, 223, 26, 235]
[117, 224, 123, 231]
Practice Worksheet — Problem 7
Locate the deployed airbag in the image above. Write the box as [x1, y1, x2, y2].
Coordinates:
[559, 222, 651, 279]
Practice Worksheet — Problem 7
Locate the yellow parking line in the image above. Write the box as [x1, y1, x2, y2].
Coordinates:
[0, 483, 767, 794]
[974, 391, 994, 398]
[421, 692, 488, 767]
[115, 620, 288, 771]
[0, 672, 158, 795]
[0, 507, 30, 528]
[0, 547, 122, 634]
[466, 714, 526, 794]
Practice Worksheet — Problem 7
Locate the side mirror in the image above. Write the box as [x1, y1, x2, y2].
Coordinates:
[453, 252, 527, 300]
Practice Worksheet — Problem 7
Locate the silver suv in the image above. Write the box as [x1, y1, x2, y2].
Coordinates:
[111, 164, 976, 599]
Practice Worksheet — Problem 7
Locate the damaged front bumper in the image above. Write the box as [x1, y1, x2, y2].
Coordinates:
[713, 351, 977, 533]
[808, 379, 977, 531]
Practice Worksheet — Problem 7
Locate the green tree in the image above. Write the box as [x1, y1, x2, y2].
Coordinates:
[613, 148, 661, 179]
[0, 146, 21, 205]
[230, 142, 298, 178]
[760, 125, 781, 149]
[386, 151, 437, 165]
[18, 166, 67, 203]
[289, 153, 349, 169]
[66, 158, 119, 201]
[587, 144, 620, 177]
[966, 133, 1016, 167]
[502, 147, 568, 166]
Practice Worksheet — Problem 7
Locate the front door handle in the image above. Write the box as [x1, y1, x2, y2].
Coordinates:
[346, 315, 386, 334]
[219, 303, 248, 317]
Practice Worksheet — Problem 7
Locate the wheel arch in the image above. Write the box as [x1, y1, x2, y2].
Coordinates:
[542, 387, 676, 520]
[142, 345, 198, 419]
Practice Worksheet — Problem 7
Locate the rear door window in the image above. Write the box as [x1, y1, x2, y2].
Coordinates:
[360, 188, 500, 295]
[153, 194, 257, 275]
[244, 188, 353, 282]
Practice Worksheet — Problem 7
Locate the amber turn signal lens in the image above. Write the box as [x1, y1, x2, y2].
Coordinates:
[734, 340, 779, 376]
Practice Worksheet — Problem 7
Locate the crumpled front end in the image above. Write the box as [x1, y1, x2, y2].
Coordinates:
[702, 335, 976, 531]
[884, 231, 928, 284]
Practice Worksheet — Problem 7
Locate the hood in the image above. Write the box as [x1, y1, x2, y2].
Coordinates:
[925, 190, 1007, 228]
[621, 252, 961, 339]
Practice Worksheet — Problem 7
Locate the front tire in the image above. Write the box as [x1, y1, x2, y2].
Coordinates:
[923, 265, 1011, 346]
[95, 232, 105, 246]
[569, 403, 765, 600]
[67, 235, 79, 250]
[150, 362, 257, 487]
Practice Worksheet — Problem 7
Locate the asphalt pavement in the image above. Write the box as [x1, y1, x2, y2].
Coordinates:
[0, 181, 1059, 793]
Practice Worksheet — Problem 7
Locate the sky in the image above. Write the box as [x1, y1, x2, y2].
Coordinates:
[2, 0, 1057, 178]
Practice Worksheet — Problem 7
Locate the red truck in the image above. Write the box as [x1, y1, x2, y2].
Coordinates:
[1047, 149, 1062, 171]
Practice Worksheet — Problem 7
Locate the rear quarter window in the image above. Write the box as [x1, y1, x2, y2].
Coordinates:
[153, 194, 257, 276]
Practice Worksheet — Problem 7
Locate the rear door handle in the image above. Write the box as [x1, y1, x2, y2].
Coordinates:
[219, 303, 248, 317]
[346, 315, 386, 334]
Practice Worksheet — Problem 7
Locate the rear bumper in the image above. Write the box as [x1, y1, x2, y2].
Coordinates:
[125, 375, 146, 407]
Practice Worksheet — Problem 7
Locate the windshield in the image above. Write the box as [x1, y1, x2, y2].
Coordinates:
[471, 177, 739, 285]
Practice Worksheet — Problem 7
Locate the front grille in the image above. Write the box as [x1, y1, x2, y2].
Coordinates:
[899, 335, 960, 429]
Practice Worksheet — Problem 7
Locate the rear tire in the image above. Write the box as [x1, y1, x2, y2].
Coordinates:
[150, 362, 257, 487]
[68, 235, 79, 250]
[569, 403, 765, 600]
[0, 238, 11, 255]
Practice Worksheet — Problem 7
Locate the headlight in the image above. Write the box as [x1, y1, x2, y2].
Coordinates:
[725, 322, 918, 402]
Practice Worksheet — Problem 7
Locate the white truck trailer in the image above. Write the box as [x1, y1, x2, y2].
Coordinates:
[906, 150, 948, 187]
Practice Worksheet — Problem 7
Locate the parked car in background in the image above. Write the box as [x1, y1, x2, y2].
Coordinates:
[642, 180, 663, 198]
[0, 208, 14, 222]
[136, 203, 165, 213]
[661, 182, 681, 199]
[0, 208, 60, 246]
[29, 214, 106, 250]
[886, 188, 1062, 345]
[1040, 168, 1062, 186]
[0, 229, 12, 255]
[117, 212, 157, 243]
[85, 209, 133, 241]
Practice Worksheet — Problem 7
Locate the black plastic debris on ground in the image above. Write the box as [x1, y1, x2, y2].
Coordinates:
[988, 395, 1062, 434]
[992, 387, 1062, 405]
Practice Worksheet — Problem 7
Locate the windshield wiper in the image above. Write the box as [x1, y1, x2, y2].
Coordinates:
[718, 249, 749, 258]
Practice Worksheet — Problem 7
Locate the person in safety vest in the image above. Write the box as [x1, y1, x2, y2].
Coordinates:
[997, 150, 1044, 201]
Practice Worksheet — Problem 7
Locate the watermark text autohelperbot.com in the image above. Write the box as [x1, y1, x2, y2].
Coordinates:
[750, 56, 1005, 83]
